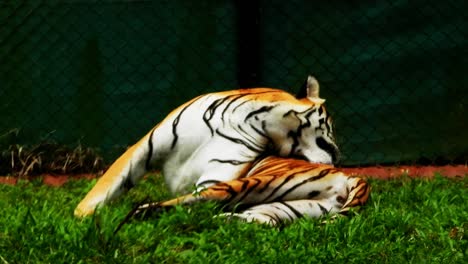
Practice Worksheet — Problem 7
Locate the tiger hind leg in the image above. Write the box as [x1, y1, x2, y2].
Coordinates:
[117, 173, 370, 228]
[219, 176, 370, 226]
[75, 130, 156, 217]
[219, 199, 341, 226]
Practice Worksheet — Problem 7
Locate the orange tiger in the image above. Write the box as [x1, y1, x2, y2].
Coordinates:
[75, 76, 340, 218]
[122, 157, 370, 227]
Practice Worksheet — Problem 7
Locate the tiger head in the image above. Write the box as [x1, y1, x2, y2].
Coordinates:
[270, 75, 340, 164]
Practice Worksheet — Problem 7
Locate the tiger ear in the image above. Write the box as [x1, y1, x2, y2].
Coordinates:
[296, 75, 326, 104]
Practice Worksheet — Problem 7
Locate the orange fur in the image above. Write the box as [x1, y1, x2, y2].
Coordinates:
[76, 77, 341, 219]
[132, 157, 370, 225]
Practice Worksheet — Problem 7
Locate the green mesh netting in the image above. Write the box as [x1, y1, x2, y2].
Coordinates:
[1, 0, 466, 165]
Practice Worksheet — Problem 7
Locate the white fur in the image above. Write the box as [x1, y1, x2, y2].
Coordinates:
[75, 86, 339, 217]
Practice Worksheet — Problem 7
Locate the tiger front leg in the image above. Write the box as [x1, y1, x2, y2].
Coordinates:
[122, 167, 257, 220]
[126, 174, 256, 219]
[113, 183, 238, 235]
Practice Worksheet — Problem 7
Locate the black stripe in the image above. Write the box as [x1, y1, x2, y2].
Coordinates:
[216, 129, 262, 153]
[352, 183, 370, 203]
[196, 179, 222, 187]
[316, 137, 339, 164]
[145, 128, 156, 170]
[122, 161, 135, 190]
[231, 90, 282, 113]
[304, 109, 314, 119]
[279, 202, 304, 219]
[338, 210, 349, 216]
[272, 204, 294, 221]
[270, 212, 283, 224]
[235, 124, 264, 151]
[286, 108, 314, 157]
[261, 121, 275, 148]
[256, 121, 268, 137]
[203, 96, 233, 135]
[257, 212, 281, 225]
[239, 178, 250, 192]
[308, 190, 321, 199]
[289, 109, 314, 157]
[318, 106, 324, 115]
[122, 177, 135, 190]
[319, 118, 325, 126]
[283, 109, 295, 117]
[317, 203, 329, 215]
[300, 109, 313, 129]
[210, 159, 250, 165]
[171, 98, 200, 149]
[236, 178, 261, 204]
[249, 121, 273, 145]
[272, 169, 332, 202]
[261, 175, 294, 202]
[244, 105, 275, 122]
[232, 100, 250, 113]
[257, 176, 276, 193]
[216, 183, 241, 206]
[221, 94, 248, 121]
[287, 130, 300, 156]
[261, 167, 323, 202]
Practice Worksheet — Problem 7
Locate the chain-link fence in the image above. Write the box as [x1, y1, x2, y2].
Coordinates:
[1, 0, 467, 167]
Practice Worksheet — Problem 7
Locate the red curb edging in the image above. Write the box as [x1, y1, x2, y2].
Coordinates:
[0, 173, 100, 187]
[340, 165, 468, 179]
[0, 177, 17, 185]
[1, 165, 466, 186]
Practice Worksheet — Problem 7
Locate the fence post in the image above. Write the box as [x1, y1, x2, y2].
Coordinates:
[235, 0, 261, 88]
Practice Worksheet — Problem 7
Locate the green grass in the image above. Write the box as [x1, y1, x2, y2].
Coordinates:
[0, 174, 466, 263]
